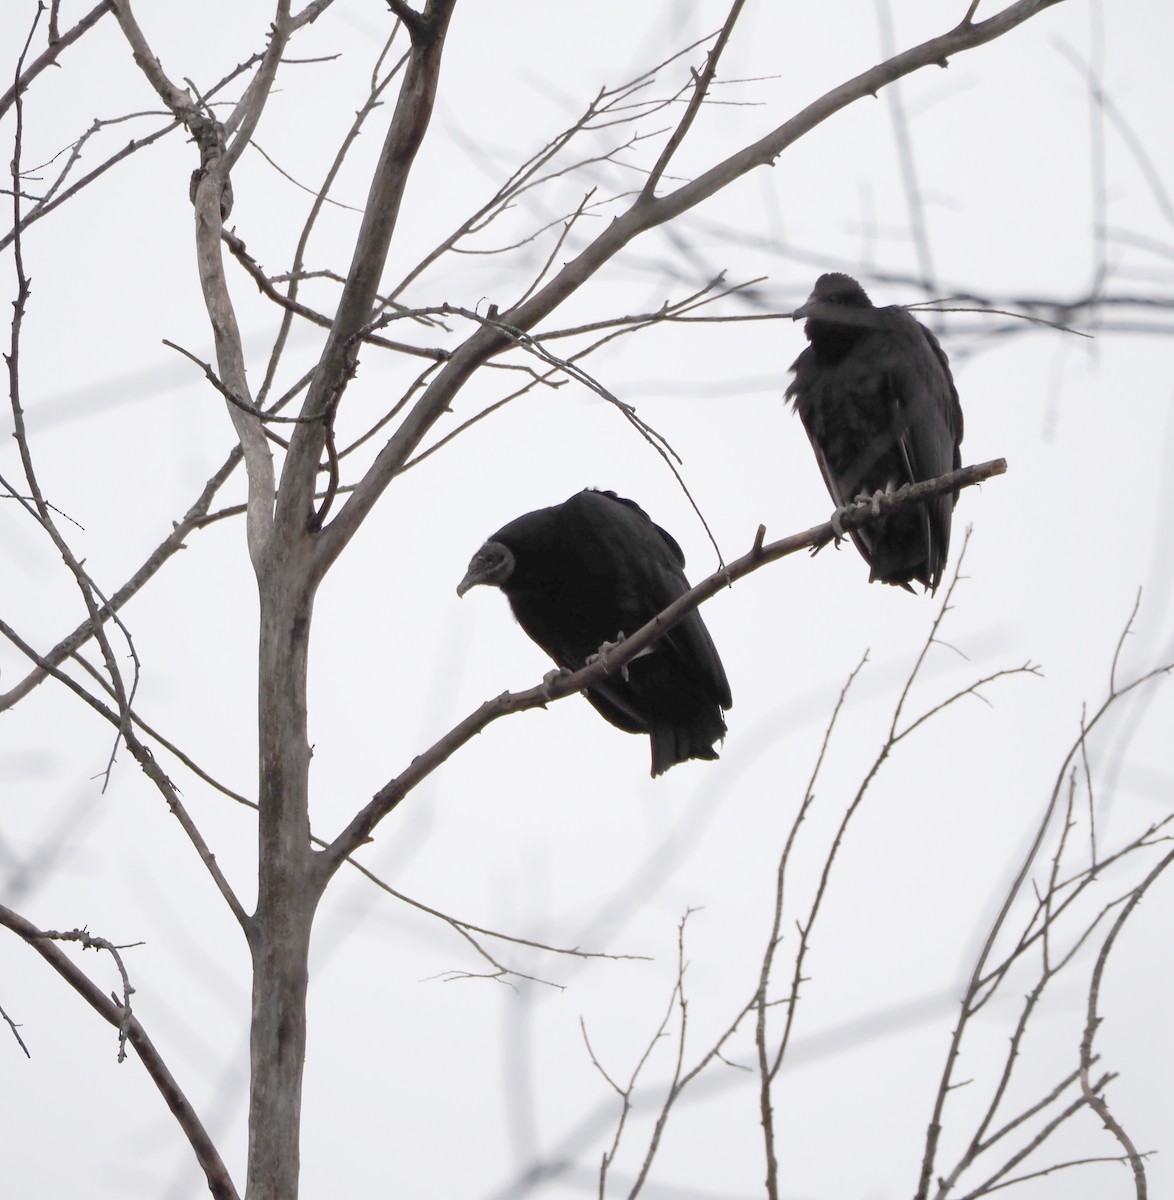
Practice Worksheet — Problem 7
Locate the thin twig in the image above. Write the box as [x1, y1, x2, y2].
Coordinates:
[1078, 849, 1174, 1199]
[757, 651, 869, 1198]
[0, 0, 113, 122]
[0, 1001, 30, 1058]
[916, 596, 1174, 1199]
[641, 0, 747, 198]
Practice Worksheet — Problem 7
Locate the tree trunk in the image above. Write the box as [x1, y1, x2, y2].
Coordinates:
[246, 556, 321, 1200]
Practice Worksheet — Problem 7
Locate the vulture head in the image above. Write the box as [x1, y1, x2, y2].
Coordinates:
[791, 272, 880, 359]
[456, 540, 516, 597]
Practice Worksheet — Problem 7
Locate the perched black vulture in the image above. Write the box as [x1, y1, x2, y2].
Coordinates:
[457, 489, 731, 777]
[786, 272, 964, 592]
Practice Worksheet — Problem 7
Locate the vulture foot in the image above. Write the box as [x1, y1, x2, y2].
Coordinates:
[542, 667, 573, 699]
[587, 632, 630, 682]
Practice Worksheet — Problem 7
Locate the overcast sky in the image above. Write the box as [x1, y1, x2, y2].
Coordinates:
[2, 2, 1173, 1198]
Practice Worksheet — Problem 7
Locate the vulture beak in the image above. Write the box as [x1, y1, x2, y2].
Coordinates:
[455, 564, 484, 598]
[790, 296, 812, 321]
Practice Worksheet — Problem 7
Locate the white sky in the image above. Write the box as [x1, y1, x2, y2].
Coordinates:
[1, 2, 1173, 1198]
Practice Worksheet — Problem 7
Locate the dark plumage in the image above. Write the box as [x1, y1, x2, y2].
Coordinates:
[457, 489, 731, 777]
[785, 272, 964, 592]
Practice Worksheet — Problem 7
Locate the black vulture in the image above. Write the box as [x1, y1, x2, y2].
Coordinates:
[786, 272, 964, 592]
[457, 489, 731, 777]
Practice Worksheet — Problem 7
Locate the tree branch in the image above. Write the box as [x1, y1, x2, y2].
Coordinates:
[916, 594, 1174, 1199]
[319, 459, 1006, 874]
[317, 0, 1062, 571]
[0, 903, 240, 1200]
[221, 230, 446, 360]
[0, 448, 241, 711]
[108, 0, 200, 117]
[276, 0, 456, 543]
[109, 1, 279, 565]
[0, 0, 113, 122]
[641, 0, 747, 198]
[1078, 849, 1173, 1199]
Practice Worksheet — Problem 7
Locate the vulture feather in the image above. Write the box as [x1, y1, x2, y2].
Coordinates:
[786, 272, 964, 592]
[457, 489, 731, 777]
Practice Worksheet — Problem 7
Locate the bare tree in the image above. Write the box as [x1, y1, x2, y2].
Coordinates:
[2, 2, 1171, 1198]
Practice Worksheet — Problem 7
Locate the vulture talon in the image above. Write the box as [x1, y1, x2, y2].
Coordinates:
[585, 632, 623, 667]
[813, 506, 849, 557]
[587, 632, 628, 679]
[542, 667, 572, 699]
